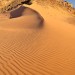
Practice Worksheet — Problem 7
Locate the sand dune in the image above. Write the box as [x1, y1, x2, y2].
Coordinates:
[0, 1, 75, 75]
[0, 6, 44, 29]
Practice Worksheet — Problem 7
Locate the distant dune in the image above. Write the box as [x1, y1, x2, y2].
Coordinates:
[0, 0, 75, 75]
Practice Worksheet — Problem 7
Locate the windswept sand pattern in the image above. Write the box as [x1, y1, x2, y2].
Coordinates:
[0, 1, 75, 75]
[0, 25, 75, 75]
[0, 29, 55, 75]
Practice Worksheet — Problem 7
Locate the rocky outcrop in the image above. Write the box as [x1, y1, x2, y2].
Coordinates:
[0, 0, 75, 15]
[0, 0, 32, 13]
[56, 0, 75, 14]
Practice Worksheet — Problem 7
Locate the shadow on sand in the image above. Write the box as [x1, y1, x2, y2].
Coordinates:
[66, 16, 75, 25]
[10, 6, 44, 28]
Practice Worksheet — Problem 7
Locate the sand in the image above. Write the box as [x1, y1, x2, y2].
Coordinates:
[0, 1, 75, 75]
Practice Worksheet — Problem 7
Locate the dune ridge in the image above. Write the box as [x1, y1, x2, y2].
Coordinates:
[0, 0, 75, 75]
[0, 5, 44, 29]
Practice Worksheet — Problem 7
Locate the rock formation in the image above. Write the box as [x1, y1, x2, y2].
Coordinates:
[0, 0, 32, 13]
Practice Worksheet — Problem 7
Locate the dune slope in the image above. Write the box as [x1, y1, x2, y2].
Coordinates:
[0, 1, 75, 75]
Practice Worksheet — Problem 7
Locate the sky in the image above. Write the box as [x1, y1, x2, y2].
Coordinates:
[66, 0, 75, 7]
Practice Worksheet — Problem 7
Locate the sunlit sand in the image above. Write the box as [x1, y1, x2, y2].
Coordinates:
[0, 0, 75, 75]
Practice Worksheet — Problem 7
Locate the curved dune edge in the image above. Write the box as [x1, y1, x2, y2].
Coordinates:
[0, 6, 44, 30]
[0, 1, 75, 75]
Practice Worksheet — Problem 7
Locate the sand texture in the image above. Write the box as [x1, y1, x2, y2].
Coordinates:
[0, 1, 75, 75]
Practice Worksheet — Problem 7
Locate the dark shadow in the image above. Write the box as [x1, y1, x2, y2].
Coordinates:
[21, 0, 32, 5]
[66, 16, 75, 25]
[10, 6, 44, 28]
[10, 6, 26, 18]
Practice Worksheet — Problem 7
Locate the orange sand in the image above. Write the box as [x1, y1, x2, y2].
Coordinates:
[0, 1, 75, 75]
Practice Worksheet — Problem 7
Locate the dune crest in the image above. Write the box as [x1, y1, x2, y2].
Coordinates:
[0, 6, 44, 29]
[0, 0, 75, 75]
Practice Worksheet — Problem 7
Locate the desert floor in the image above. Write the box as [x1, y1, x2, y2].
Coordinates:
[0, 1, 75, 75]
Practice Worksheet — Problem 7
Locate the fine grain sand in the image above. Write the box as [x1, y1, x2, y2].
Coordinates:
[0, 1, 75, 75]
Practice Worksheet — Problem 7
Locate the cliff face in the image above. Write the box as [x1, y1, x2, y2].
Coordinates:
[58, 0, 75, 14]
[0, 0, 75, 15]
[36, 0, 75, 15]
[0, 0, 31, 13]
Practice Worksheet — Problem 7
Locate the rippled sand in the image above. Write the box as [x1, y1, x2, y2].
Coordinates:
[0, 1, 75, 75]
